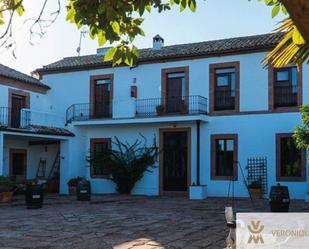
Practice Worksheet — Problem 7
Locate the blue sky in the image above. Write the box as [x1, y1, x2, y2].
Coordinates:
[0, 0, 284, 75]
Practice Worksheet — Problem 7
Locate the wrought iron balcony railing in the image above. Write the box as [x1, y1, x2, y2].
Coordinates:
[274, 85, 298, 108]
[0, 107, 26, 128]
[66, 101, 112, 123]
[136, 95, 208, 117]
[66, 96, 208, 123]
[0, 107, 10, 127]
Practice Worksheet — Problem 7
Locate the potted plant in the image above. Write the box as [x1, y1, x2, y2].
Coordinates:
[156, 105, 164, 115]
[67, 177, 84, 195]
[0, 176, 15, 203]
[180, 101, 188, 114]
[248, 180, 262, 199]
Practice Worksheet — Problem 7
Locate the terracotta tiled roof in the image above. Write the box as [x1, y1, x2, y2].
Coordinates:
[28, 125, 75, 136]
[36, 33, 283, 74]
[0, 125, 74, 137]
[0, 64, 50, 89]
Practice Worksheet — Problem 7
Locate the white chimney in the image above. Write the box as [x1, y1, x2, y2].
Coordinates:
[97, 47, 111, 56]
[153, 35, 164, 50]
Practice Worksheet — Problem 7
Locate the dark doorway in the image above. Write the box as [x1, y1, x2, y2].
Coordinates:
[162, 130, 189, 192]
[10, 149, 27, 182]
[11, 94, 27, 128]
[94, 78, 112, 118]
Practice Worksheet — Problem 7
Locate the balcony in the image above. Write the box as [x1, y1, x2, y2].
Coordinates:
[274, 85, 298, 108]
[0, 107, 65, 129]
[136, 96, 207, 117]
[66, 95, 208, 123]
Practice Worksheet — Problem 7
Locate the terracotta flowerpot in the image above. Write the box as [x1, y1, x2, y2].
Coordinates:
[249, 188, 262, 199]
[180, 104, 189, 114]
[156, 105, 164, 116]
[0, 192, 13, 203]
[69, 186, 77, 195]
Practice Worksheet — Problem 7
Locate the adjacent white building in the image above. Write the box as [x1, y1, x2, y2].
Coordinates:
[1, 33, 308, 199]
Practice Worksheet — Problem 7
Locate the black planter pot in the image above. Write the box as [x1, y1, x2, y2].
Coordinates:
[269, 185, 290, 212]
[25, 184, 44, 209]
[76, 180, 91, 201]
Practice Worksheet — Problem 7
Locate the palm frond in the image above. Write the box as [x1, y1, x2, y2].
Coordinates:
[264, 17, 308, 68]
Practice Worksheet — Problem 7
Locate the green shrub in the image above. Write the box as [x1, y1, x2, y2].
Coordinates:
[88, 135, 158, 194]
[0, 176, 15, 192]
[294, 104, 309, 151]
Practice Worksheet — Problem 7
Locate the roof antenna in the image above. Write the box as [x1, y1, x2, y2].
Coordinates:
[76, 29, 87, 56]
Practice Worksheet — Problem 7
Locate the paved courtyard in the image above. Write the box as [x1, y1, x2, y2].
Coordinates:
[1, 195, 309, 249]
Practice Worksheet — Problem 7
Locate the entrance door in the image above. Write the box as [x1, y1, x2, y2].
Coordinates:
[11, 94, 26, 128]
[166, 73, 185, 113]
[10, 149, 27, 183]
[162, 130, 189, 192]
[94, 78, 112, 118]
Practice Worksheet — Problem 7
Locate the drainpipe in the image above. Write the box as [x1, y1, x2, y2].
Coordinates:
[196, 120, 200, 186]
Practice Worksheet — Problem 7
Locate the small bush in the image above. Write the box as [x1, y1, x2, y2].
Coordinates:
[0, 176, 15, 192]
[67, 177, 85, 187]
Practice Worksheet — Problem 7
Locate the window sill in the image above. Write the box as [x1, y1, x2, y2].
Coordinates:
[276, 177, 306, 182]
[210, 109, 239, 116]
[271, 106, 300, 113]
[211, 176, 238, 181]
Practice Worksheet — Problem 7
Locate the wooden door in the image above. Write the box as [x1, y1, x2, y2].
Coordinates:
[166, 74, 184, 113]
[162, 131, 188, 191]
[11, 94, 26, 128]
[94, 79, 111, 118]
[10, 149, 27, 183]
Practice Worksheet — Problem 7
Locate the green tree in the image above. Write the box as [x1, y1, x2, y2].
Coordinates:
[0, 0, 308, 67]
[294, 105, 309, 151]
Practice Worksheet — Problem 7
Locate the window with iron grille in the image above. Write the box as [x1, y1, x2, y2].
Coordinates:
[211, 134, 238, 180]
[273, 67, 298, 108]
[90, 138, 111, 178]
[214, 67, 236, 111]
[209, 62, 239, 114]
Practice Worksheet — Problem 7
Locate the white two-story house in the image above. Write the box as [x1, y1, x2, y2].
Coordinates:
[1, 33, 308, 199]
[0, 64, 74, 192]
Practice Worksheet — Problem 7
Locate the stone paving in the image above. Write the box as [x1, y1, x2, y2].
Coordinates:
[0, 195, 309, 249]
